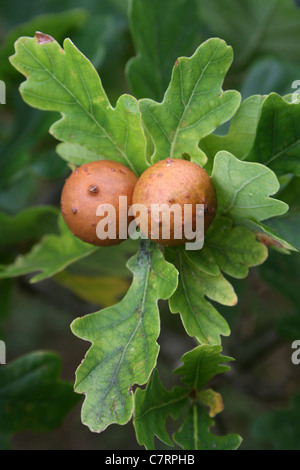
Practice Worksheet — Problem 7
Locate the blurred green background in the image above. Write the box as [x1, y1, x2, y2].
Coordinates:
[0, 0, 299, 450]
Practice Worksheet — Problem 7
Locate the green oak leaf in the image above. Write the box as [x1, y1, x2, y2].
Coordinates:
[0, 351, 80, 449]
[166, 216, 268, 343]
[126, 0, 202, 101]
[247, 93, 300, 177]
[166, 246, 233, 345]
[139, 38, 241, 165]
[0, 217, 97, 282]
[234, 172, 298, 252]
[133, 345, 234, 450]
[200, 95, 265, 174]
[174, 344, 234, 391]
[238, 219, 298, 253]
[133, 369, 189, 450]
[204, 216, 268, 279]
[211, 151, 288, 222]
[174, 403, 242, 450]
[9, 33, 148, 176]
[71, 240, 178, 433]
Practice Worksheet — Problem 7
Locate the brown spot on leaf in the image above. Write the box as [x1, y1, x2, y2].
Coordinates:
[256, 232, 283, 248]
[35, 32, 55, 44]
[72, 207, 77, 214]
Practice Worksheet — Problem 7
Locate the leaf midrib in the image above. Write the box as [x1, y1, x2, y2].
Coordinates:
[20, 41, 137, 174]
[178, 253, 208, 343]
[221, 158, 269, 214]
[134, 390, 189, 422]
[170, 42, 222, 158]
[76, 248, 153, 416]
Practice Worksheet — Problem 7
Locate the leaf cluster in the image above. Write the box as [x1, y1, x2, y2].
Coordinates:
[1, 0, 300, 450]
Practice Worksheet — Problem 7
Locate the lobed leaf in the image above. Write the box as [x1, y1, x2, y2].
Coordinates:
[211, 151, 288, 222]
[174, 403, 242, 450]
[174, 344, 234, 391]
[166, 246, 232, 345]
[200, 95, 265, 173]
[204, 216, 268, 279]
[71, 240, 178, 433]
[166, 215, 269, 343]
[9, 34, 148, 175]
[133, 369, 189, 450]
[139, 38, 241, 165]
[133, 345, 234, 450]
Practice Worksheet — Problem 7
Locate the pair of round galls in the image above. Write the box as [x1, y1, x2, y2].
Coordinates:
[60, 159, 218, 247]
